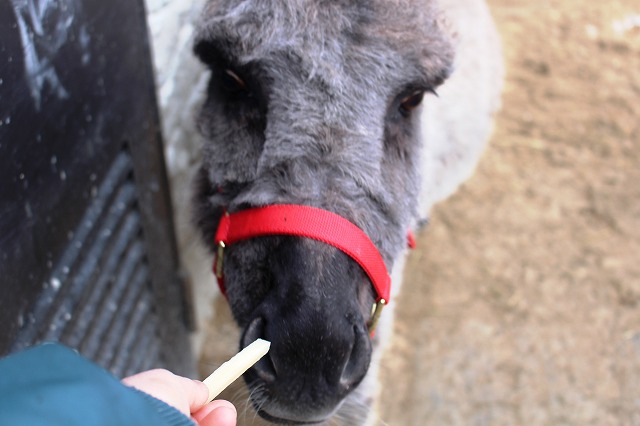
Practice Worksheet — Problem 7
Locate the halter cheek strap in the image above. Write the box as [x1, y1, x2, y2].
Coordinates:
[212, 204, 409, 333]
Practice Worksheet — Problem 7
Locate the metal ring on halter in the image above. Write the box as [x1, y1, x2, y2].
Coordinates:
[367, 298, 386, 334]
[215, 241, 226, 280]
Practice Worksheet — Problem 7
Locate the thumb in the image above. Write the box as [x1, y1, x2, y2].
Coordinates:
[193, 400, 237, 426]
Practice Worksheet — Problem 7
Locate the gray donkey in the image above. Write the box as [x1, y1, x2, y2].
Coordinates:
[191, 0, 502, 424]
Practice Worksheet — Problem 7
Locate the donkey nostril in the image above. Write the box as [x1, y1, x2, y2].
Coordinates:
[253, 350, 277, 383]
[242, 316, 277, 382]
[339, 325, 372, 391]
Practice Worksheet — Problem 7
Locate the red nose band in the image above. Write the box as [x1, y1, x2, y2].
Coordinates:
[212, 204, 395, 331]
[213, 204, 391, 301]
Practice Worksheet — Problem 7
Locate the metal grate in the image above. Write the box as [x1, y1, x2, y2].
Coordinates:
[0, 0, 193, 377]
[11, 149, 164, 377]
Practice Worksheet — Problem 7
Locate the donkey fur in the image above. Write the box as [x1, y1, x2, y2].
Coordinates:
[191, 0, 502, 424]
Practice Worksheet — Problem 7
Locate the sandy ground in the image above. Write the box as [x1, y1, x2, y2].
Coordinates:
[198, 1, 640, 425]
[379, 1, 640, 425]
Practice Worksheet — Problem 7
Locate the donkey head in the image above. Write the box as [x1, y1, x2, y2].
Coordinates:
[193, 0, 454, 423]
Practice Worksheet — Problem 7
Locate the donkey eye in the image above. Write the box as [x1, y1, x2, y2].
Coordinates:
[221, 68, 247, 92]
[399, 90, 425, 116]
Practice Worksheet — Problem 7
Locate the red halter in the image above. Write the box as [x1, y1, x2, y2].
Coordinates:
[212, 204, 410, 332]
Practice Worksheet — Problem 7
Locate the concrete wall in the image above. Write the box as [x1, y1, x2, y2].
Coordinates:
[144, 0, 214, 353]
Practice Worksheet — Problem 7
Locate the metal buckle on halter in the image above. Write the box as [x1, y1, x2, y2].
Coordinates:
[367, 298, 386, 334]
[215, 241, 226, 279]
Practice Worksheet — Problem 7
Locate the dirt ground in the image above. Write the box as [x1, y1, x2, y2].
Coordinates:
[199, 1, 640, 425]
[380, 1, 640, 425]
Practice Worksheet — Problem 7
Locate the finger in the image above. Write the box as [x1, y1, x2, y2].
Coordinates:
[164, 375, 210, 413]
[193, 400, 237, 426]
[122, 370, 209, 416]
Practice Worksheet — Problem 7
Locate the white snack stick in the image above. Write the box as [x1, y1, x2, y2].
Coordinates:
[203, 338, 271, 403]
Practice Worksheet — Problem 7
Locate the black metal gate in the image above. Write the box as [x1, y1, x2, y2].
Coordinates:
[0, 0, 194, 377]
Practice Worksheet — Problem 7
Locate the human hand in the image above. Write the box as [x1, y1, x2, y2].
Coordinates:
[123, 369, 236, 426]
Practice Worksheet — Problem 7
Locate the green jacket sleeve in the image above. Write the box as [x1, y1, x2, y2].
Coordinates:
[0, 343, 194, 426]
